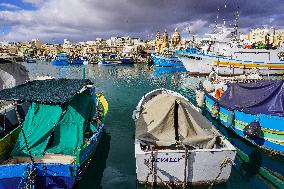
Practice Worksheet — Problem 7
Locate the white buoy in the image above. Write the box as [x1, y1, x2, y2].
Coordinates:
[196, 90, 205, 107]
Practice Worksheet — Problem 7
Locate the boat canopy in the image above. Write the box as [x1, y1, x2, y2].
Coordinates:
[218, 80, 284, 116]
[0, 79, 93, 104]
[0, 58, 29, 90]
[0, 79, 98, 157]
[136, 94, 220, 148]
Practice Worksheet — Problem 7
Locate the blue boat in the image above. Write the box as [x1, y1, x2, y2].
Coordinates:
[154, 67, 186, 76]
[200, 80, 284, 154]
[71, 56, 85, 65]
[0, 79, 108, 188]
[72, 59, 84, 65]
[120, 57, 134, 64]
[26, 58, 37, 63]
[51, 53, 69, 66]
[98, 54, 120, 65]
[152, 53, 184, 67]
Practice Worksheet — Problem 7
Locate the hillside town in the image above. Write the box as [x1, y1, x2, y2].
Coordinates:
[0, 27, 284, 64]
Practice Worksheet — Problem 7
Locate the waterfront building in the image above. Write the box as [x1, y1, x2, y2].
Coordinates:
[171, 28, 181, 47]
[240, 27, 284, 47]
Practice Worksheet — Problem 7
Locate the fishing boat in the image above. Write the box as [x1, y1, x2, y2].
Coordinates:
[153, 67, 186, 76]
[176, 48, 214, 74]
[176, 26, 284, 76]
[71, 56, 88, 65]
[152, 53, 184, 68]
[0, 78, 108, 188]
[51, 53, 69, 66]
[98, 54, 121, 65]
[133, 89, 236, 187]
[198, 78, 284, 154]
[26, 58, 37, 64]
[0, 58, 29, 90]
[0, 58, 30, 161]
[72, 58, 84, 65]
[120, 56, 134, 65]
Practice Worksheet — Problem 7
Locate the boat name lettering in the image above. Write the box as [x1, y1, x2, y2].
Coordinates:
[144, 157, 183, 163]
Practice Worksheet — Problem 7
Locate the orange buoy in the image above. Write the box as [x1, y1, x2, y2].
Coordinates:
[215, 88, 224, 99]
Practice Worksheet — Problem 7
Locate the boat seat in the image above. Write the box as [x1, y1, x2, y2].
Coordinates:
[3, 154, 76, 165]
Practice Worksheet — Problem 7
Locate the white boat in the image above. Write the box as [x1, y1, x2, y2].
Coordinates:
[176, 26, 284, 76]
[133, 89, 236, 187]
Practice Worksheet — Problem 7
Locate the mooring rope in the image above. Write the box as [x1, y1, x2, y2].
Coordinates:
[143, 148, 173, 189]
[183, 147, 189, 189]
[3, 109, 6, 134]
[208, 156, 235, 189]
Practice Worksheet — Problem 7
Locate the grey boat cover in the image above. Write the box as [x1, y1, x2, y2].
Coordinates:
[0, 58, 29, 90]
[136, 94, 221, 148]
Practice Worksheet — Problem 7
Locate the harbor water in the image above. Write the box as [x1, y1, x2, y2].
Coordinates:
[23, 63, 284, 189]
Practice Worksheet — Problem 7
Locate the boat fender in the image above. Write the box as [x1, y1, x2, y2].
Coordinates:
[227, 111, 234, 127]
[215, 88, 224, 100]
[211, 102, 219, 118]
[243, 121, 262, 140]
[209, 71, 218, 82]
[196, 90, 205, 107]
[203, 80, 215, 93]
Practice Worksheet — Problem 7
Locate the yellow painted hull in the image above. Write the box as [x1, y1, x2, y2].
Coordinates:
[215, 61, 284, 69]
[0, 127, 20, 160]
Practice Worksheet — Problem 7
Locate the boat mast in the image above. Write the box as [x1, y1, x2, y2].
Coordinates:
[174, 99, 180, 143]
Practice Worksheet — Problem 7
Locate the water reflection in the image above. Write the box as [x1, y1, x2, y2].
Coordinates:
[76, 130, 111, 189]
[23, 63, 283, 189]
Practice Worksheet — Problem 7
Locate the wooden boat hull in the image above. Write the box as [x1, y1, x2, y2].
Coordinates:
[135, 140, 236, 186]
[120, 58, 134, 64]
[0, 124, 104, 189]
[134, 89, 236, 186]
[204, 94, 284, 154]
[0, 104, 29, 161]
[51, 60, 69, 66]
[153, 55, 184, 67]
[72, 60, 84, 65]
[0, 163, 77, 189]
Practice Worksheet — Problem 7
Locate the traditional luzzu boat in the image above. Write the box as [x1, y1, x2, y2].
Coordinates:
[133, 89, 236, 187]
[120, 57, 134, 65]
[198, 78, 284, 154]
[0, 78, 108, 188]
[51, 53, 69, 66]
[152, 53, 185, 68]
[71, 57, 84, 65]
[98, 54, 121, 65]
[0, 58, 30, 159]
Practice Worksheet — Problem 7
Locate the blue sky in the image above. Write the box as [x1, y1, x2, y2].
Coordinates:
[0, 0, 284, 42]
[0, 0, 36, 11]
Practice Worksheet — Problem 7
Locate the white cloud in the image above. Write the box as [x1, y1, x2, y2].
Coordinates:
[22, 0, 44, 6]
[0, 0, 168, 41]
[172, 19, 208, 38]
[0, 0, 284, 42]
[0, 3, 21, 10]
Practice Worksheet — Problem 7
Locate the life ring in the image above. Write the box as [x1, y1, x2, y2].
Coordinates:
[215, 88, 224, 99]
[209, 71, 218, 82]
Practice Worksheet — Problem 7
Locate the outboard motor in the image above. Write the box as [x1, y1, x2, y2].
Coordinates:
[243, 121, 262, 140]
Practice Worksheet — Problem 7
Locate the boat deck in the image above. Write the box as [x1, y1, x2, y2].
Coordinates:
[1, 154, 76, 165]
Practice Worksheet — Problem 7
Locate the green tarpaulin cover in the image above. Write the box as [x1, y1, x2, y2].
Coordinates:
[12, 90, 96, 157]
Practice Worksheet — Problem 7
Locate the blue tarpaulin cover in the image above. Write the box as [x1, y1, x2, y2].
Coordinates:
[218, 80, 284, 116]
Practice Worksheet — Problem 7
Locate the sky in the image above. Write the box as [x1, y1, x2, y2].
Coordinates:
[0, 0, 283, 43]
